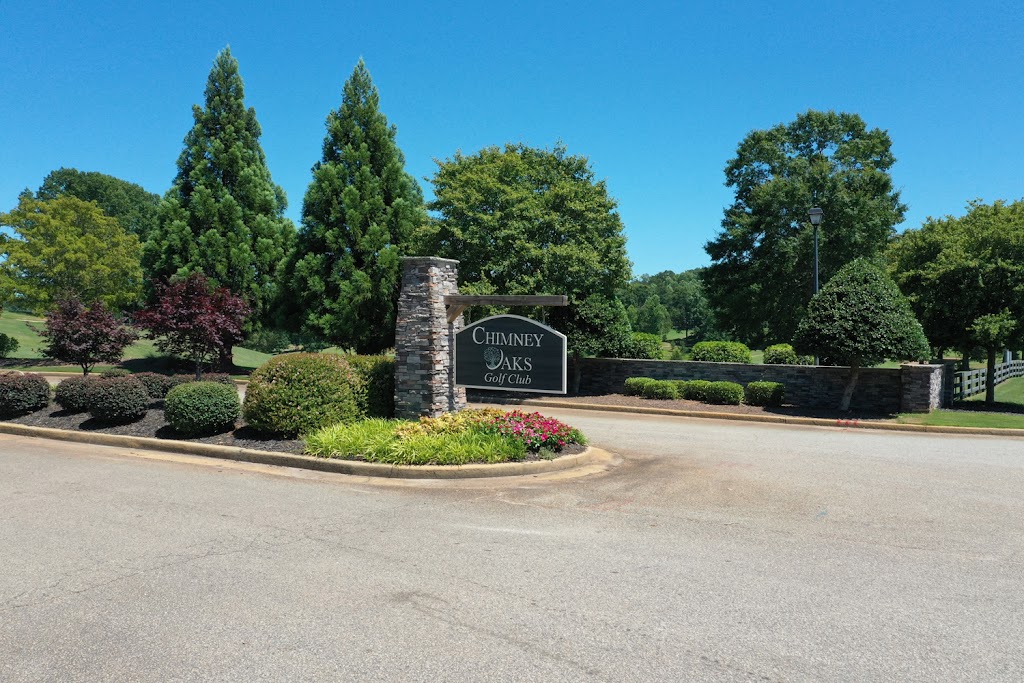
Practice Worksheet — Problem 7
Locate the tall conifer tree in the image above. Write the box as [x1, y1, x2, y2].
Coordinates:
[283, 60, 425, 353]
[144, 47, 294, 329]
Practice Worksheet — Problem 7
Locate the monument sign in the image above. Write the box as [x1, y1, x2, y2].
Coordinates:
[455, 314, 567, 394]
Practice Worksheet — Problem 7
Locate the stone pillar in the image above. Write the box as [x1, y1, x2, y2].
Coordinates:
[899, 364, 943, 413]
[394, 257, 467, 419]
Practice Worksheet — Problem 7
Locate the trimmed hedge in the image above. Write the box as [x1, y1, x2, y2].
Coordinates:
[172, 373, 234, 387]
[243, 353, 364, 438]
[134, 372, 178, 399]
[100, 368, 131, 378]
[55, 376, 96, 413]
[87, 377, 149, 424]
[705, 381, 744, 405]
[624, 377, 656, 396]
[690, 341, 752, 364]
[745, 381, 786, 407]
[165, 381, 240, 436]
[621, 333, 664, 360]
[623, 377, 678, 399]
[677, 379, 713, 402]
[348, 355, 396, 418]
[0, 372, 51, 417]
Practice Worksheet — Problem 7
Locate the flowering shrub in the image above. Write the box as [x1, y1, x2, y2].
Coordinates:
[480, 410, 586, 453]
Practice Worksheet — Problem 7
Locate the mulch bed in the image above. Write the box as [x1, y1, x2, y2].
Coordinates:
[4, 401, 304, 454]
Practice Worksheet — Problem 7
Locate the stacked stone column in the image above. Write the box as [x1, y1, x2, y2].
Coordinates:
[394, 257, 467, 418]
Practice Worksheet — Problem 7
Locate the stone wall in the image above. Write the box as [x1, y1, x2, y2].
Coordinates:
[566, 358, 943, 413]
[394, 257, 466, 418]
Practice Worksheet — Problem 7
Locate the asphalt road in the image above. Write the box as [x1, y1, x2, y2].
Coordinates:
[2, 409, 1022, 682]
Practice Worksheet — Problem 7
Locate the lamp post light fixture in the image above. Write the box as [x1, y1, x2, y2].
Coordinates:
[808, 207, 823, 294]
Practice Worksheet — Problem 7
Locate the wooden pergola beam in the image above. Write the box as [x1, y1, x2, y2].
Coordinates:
[444, 294, 568, 323]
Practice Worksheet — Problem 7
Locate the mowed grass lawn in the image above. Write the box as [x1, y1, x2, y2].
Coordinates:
[0, 310, 272, 374]
[898, 377, 1024, 429]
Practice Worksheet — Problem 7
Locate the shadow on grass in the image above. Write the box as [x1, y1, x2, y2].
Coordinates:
[951, 400, 1024, 415]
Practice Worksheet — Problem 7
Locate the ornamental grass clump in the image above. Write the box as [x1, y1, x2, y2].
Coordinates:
[0, 372, 51, 417]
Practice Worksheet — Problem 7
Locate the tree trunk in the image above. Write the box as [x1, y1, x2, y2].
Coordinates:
[986, 348, 996, 403]
[217, 346, 234, 373]
[194, 360, 202, 381]
[840, 362, 861, 412]
[961, 348, 971, 372]
[572, 351, 582, 395]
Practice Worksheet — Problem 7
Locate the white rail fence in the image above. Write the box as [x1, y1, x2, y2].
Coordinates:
[953, 360, 1024, 400]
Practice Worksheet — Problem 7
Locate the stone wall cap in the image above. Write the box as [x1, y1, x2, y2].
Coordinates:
[402, 256, 460, 265]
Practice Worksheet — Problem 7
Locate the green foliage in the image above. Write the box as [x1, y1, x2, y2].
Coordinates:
[347, 354, 396, 418]
[745, 381, 786, 407]
[414, 143, 631, 357]
[54, 376, 95, 413]
[622, 269, 715, 340]
[690, 341, 752, 363]
[762, 344, 813, 365]
[283, 60, 424, 353]
[243, 353, 363, 437]
[704, 381, 745, 405]
[705, 110, 906, 346]
[243, 328, 291, 354]
[889, 200, 1024, 362]
[99, 368, 131, 378]
[794, 258, 929, 368]
[86, 377, 149, 424]
[0, 372, 51, 417]
[164, 381, 240, 436]
[630, 294, 671, 336]
[678, 380, 713, 402]
[35, 168, 160, 242]
[143, 47, 295, 329]
[623, 377, 678, 399]
[0, 194, 143, 313]
[134, 372, 178, 399]
[623, 377, 656, 396]
[971, 311, 1017, 352]
[0, 332, 18, 358]
[619, 333, 664, 360]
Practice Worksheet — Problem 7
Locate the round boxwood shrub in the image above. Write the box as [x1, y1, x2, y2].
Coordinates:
[623, 377, 656, 396]
[100, 368, 131, 378]
[134, 372, 177, 399]
[348, 355, 396, 418]
[55, 376, 97, 413]
[165, 381, 240, 436]
[678, 379, 713, 402]
[87, 376, 150, 424]
[745, 381, 786, 407]
[0, 372, 51, 417]
[705, 381, 745, 405]
[243, 353, 364, 438]
[641, 379, 678, 400]
[690, 341, 752, 364]
[763, 344, 813, 365]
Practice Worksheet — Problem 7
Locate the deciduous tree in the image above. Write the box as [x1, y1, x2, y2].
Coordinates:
[35, 168, 160, 242]
[0, 194, 143, 312]
[135, 273, 250, 380]
[794, 259, 929, 411]
[705, 110, 906, 346]
[415, 143, 632, 369]
[143, 47, 294, 329]
[41, 296, 139, 375]
[283, 60, 424, 353]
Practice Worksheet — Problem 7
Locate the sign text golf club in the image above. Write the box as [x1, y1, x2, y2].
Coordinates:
[455, 315, 567, 394]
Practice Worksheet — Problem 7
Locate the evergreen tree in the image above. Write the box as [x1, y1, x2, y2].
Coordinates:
[283, 60, 425, 353]
[143, 47, 294, 329]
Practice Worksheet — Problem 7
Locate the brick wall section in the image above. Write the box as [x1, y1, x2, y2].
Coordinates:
[394, 257, 467, 418]
[567, 358, 943, 413]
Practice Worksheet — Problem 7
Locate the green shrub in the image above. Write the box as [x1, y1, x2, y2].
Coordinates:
[165, 381, 240, 436]
[100, 368, 131, 378]
[171, 372, 234, 387]
[244, 328, 291, 354]
[745, 381, 786, 407]
[243, 353, 364, 438]
[0, 372, 51, 417]
[678, 379, 713, 402]
[641, 379, 678, 400]
[55, 376, 97, 413]
[0, 333, 19, 358]
[690, 341, 752, 364]
[348, 355, 396, 418]
[620, 333, 664, 360]
[705, 381, 745, 405]
[134, 372, 178, 399]
[623, 377, 656, 396]
[763, 344, 812, 365]
[87, 377, 150, 423]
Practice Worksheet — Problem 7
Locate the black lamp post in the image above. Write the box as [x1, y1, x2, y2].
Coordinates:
[808, 207, 823, 294]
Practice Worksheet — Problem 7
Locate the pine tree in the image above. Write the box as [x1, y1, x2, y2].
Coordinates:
[143, 47, 294, 329]
[283, 60, 425, 353]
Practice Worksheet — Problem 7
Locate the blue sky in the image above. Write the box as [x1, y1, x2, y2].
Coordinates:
[2, 1, 1022, 276]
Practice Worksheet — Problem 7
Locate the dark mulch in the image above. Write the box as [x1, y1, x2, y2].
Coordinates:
[4, 401, 304, 454]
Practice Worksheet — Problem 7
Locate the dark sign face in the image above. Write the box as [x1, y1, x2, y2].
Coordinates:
[455, 315, 567, 394]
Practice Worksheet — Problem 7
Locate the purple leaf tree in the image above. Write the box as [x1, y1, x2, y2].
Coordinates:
[42, 296, 140, 375]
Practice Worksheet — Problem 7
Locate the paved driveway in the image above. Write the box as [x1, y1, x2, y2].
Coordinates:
[1, 410, 1022, 682]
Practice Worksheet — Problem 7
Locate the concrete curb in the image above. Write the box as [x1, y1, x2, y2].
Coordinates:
[504, 399, 1024, 439]
[0, 421, 611, 479]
